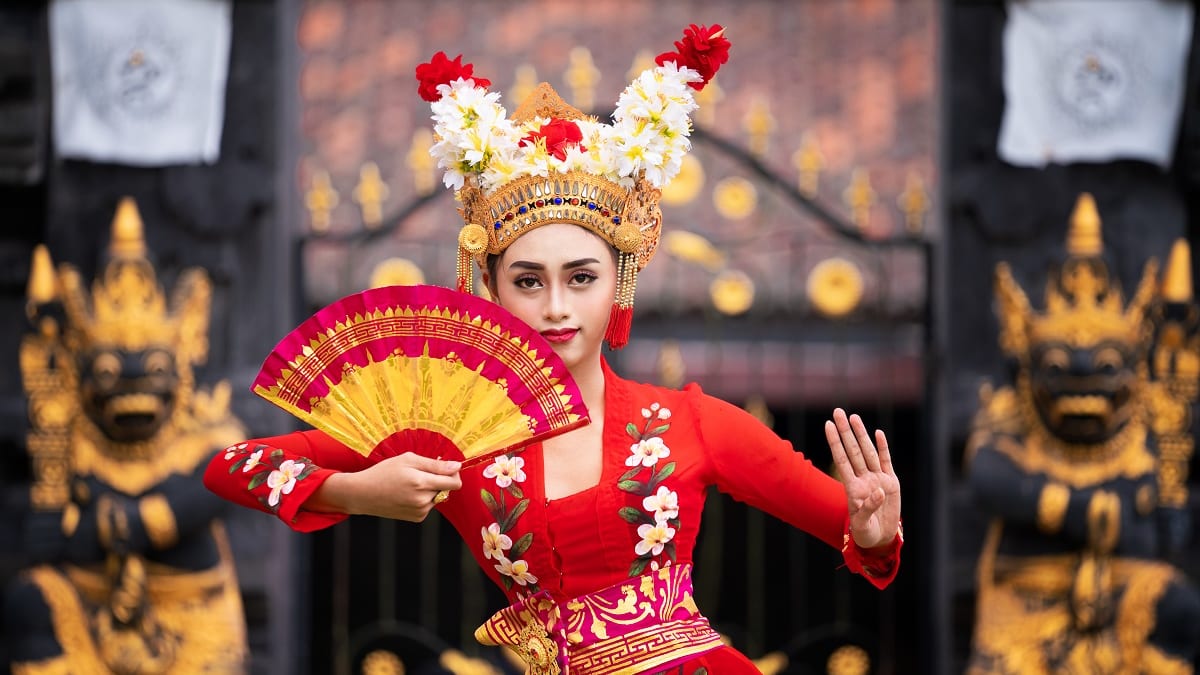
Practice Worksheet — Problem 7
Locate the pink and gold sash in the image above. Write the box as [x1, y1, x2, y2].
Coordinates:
[475, 563, 724, 675]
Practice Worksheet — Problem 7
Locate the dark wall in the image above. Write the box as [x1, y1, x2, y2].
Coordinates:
[0, 2, 302, 673]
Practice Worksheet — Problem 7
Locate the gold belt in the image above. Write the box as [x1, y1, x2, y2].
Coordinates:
[476, 563, 725, 675]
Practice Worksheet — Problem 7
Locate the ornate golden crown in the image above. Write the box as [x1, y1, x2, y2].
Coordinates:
[995, 193, 1158, 358]
[51, 197, 213, 365]
[455, 84, 663, 270]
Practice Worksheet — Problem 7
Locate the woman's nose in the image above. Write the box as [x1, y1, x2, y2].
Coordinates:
[544, 283, 569, 320]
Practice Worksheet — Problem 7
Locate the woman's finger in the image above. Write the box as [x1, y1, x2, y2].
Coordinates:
[849, 413, 881, 473]
[825, 420, 855, 481]
[834, 408, 868, 475]
[875, 429, 895, 475]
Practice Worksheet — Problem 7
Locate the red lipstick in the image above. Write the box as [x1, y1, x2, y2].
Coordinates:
[541, 328, 578, 343]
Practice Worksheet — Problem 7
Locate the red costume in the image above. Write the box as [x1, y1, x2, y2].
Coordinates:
[204, 359, 900, 674]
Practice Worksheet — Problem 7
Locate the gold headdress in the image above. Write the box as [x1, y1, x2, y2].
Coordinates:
[56, 197, 213, 366]
[418, 25, 731, 348]
[994, 193, 1158, 359]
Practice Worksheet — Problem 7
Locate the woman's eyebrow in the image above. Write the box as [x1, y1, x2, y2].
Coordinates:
[563, 258, 600, 269]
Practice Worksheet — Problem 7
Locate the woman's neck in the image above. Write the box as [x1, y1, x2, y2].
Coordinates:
[569, 355, 607, 419]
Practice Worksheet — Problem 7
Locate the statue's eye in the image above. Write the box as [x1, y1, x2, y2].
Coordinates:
[1039, 348, 1069, 374]
[1094, 347, 1123, 374]
[91, 352, 121, 388]
[144, 351, 172, 376]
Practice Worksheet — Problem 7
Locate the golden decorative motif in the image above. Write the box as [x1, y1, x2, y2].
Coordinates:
[826, 645, 869, 675]
[709, 269, 755, 316]
[897, 171, 929, 234]
[406, 129, 436, 195]
[353, 162, 390, 229]
[1086, 491, 1121, 553]
[842, 169, 875, 230]
[510, 64, 540, 112]
[139, 493, 178, 549]
[656, 340, 686, 390]
[458, 223, 489, 255]
[1067, 193, 1102, 257]
[612, 223, 642, 254]
[661, 154, 704, 206]
[26, 244, 56, 308]
[305, 169, 339, 234]
[663, 230, 724, 271]
[362, 649, 405, 675]
[17, 525, 246, 674]
[742, 95, 776, 158]
[792, 133, 824, 199]
[1162, 238, 1192, 302]
[564, 47, 600, 112]
[1036, 482, 1069, 534]
[369, 258, 426, 289]
[969, 523, 1180, 674]
[712, 176, 757, 220]
[807, 257, 864, 318]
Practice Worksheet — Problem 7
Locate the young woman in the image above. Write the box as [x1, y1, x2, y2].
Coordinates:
[205, 25, 902, 674]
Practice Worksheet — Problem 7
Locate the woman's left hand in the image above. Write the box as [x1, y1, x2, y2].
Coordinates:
[824, 408, 901, 549]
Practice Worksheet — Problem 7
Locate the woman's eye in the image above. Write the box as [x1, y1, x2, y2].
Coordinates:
[571, 271, 597, 284]
[514, 275, 541, 289]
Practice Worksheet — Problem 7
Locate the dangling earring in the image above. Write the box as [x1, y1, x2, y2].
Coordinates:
[604, 251, 638, 349]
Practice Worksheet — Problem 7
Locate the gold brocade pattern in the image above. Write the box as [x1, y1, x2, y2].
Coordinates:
[138, 494, 178, 549]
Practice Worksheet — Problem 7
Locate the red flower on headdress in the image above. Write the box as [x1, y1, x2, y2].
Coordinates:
[521, 118, 585, 161]
[415, 51, 492, 102]
[655, 23, 731, 90]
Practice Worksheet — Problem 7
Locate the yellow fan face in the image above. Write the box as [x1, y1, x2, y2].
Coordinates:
[253, 285, 588, 467]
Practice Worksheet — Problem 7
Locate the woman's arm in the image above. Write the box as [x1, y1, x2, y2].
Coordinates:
[203, 429, 463, 531]
[691, 387, 902, 589]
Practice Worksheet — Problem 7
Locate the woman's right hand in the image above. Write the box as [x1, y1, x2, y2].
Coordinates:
[309, 453, 462, 522]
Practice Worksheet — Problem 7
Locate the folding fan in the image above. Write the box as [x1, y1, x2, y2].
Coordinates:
[252, 284, 589, 468]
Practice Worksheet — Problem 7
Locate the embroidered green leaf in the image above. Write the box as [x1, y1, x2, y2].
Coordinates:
[228, 458, 248, 474]
[247, 471, 269, 491]
[257, 495, 273, 512]
[695, 669, 708, 675]
[628, 557, 651, 577]
[510, 532, 534, 558]
[270, 448, 284, 460]
[507, 483, 524, 499]
[617, 479, 646, 494]
[500, 499, 530, 533]
[668, 517, 681, 528]
[501, 576, 513, 591]
[619, 466, 643, 482]
[648, 462, 676, 489]
[480, 489, 502, 521]
[665, 541, 677, 562]
[618, 506, 655, 525]
[649, 424, 671, 436]
[626, 422, 642, 440]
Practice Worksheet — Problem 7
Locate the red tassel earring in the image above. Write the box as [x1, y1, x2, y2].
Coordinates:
[604, 251, 638, 349]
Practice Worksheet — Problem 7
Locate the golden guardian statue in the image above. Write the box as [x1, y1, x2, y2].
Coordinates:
[965, 193, 1200, 673]
[3, 198, 248, 674]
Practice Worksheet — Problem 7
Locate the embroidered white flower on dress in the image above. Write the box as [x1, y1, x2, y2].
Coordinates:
[635, 522, 676, 557]
[495, 557, 538, 586]
[266, 460, 305, 507]
[626, 436, 670, 468]
[242, 448, 264, 473]
[483, 455, 526, 489]
[481, 523, 513, 561]
[643, 486, 680, 523]
[224, 442, 247, 460]
[657, 408, 671, 420]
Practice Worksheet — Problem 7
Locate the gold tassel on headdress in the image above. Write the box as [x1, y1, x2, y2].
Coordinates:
[604, 223, 644, 349]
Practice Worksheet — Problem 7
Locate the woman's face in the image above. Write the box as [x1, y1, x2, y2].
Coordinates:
[487, 223, 616, 372]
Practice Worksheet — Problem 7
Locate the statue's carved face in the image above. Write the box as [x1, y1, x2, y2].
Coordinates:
[78, 345, 178, 442]
[1028, 339, 1138, 444]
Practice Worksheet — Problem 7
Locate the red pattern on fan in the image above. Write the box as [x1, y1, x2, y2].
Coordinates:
[252, 284, 589, 468]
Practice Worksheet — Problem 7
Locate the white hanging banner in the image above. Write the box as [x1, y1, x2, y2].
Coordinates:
[997, 0, 1193, 169]
[50, 0, 232, 166]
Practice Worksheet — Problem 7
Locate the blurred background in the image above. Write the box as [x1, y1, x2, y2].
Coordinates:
[0, 0, 1196, 673]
